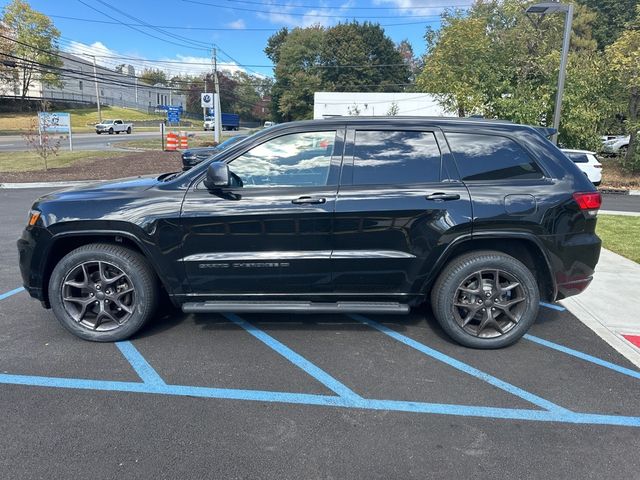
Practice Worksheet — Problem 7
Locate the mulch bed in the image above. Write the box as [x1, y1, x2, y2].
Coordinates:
[0, 151, 183, 183]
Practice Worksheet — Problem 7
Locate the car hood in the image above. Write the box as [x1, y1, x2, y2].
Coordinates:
[37, 175, 161, 202]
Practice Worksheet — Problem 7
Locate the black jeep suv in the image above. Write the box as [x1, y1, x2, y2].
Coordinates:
[18, 117, 602, 348]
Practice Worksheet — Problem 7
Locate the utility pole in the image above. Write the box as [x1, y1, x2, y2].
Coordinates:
[203, 75, 207, 123]
[213, 46, 222, 143]
[92, 55, 102, 123]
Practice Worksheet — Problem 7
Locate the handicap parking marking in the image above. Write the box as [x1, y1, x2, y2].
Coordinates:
[224, 313, 362, 400]
[524, 334, 640, 380]
[1, 295, 639, 427]
[349, 314, 570, 414]
[115, 341, 167, 386]
[539, 302, 566, 312]
[0, 287, 24, 301]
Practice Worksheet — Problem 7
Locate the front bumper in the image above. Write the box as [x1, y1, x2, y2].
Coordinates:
[17, 226, 52, 306]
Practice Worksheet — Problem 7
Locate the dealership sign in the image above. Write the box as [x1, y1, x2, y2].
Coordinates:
[38, 112, 71, 134]
[201, 93, 213, 108]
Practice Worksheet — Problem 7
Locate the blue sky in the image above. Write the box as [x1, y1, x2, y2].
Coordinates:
[2, 0, 471, 78]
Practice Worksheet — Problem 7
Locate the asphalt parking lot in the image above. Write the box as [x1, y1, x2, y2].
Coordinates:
[1, 188, 639, 479]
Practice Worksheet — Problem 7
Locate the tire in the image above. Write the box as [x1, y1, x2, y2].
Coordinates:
[126, 127, 131, 134]
[430, 250, 539, 349]
[108, 128, 114, 135]
[48, 243, 158, 342]
[96, 131, 101, 135]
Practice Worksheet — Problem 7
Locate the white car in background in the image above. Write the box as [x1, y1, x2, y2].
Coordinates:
[562, 149, 602, 186]
[601, 135, 630, 155]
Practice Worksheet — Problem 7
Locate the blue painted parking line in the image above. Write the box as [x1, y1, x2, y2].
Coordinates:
[539, 301, 566, 312]
[524, 334, 640, 380]
[224, 313, 362, 401]
[350, 314, 570, 414]
[0, 287, 24, 301]
[115, 341, 166, 386]
[0, 372, 638, 427]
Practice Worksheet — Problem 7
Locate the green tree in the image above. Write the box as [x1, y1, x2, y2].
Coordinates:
[271, 26, 324, 121]
[575, 0, 639, 49]
[266, 22, 410, 121]
[2, 0, 62, 102]
[320, 22, 409, 92]
[417, 0, 619, 149]
[607, 6, 640, 170]
[139, 68, 167, 86]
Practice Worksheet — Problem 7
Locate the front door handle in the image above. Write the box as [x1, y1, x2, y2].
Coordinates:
[292, 196, 327, 205]
[425, 192, 461, 201]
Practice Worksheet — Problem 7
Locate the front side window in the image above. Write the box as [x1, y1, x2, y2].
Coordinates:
[229, 131, 336, 188]
[447, 133, 543, 181]
[352, 130, 441, 185]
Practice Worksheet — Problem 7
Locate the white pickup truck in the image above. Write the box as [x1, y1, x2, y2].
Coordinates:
[95, 119, 133, 135]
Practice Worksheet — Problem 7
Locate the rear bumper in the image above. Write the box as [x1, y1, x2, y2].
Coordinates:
[545, 232, 601, 301]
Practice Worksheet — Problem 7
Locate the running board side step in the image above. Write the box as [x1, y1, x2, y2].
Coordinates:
[181, 301, 410, 315]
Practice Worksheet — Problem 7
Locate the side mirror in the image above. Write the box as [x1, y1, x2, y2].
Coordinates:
[204, 162, 230, 189]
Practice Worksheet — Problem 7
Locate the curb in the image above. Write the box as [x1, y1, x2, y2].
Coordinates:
[598, 189, 640, 196]
[599, 210, 640, 217]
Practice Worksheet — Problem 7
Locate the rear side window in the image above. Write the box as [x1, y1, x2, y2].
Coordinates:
[447, 133, 543, 181]
[565, 152, 589, 163]
[352, 130, 441, 185]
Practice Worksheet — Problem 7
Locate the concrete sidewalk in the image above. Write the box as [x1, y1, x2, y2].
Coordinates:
[562, 248, 640, 368]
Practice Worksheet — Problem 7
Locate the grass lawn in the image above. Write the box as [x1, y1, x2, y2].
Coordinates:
[0, 150, 130, 173]
[0, 106, 171, 134]
[596, 215, 640, 264]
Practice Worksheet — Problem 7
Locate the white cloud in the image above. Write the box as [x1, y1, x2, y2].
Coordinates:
[62, 41, 249, 78]
[227, 18, 246, 29]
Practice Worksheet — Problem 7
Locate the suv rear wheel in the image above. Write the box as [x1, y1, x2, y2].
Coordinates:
[431, 251, 539, 349]
[48, 243, 157, 342]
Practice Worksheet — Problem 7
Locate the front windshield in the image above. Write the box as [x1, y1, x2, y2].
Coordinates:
[102, 120, 114, 124]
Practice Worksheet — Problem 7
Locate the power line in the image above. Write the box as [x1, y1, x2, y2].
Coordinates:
[94, 0, 212, 50]
[76, 0, 211, 52]
[48, 13, 442, 30]
[221, 0, 471, 11]
[181, 0, 456, 19]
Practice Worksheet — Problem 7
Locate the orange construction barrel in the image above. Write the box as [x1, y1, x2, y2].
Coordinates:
[179, 131, 188, 149]
[165, 132, 178, 151]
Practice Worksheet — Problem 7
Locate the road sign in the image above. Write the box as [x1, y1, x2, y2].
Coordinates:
[201, 93, 213, 108]
[38, 112, 70, 133]
[168, 112, 180, 123]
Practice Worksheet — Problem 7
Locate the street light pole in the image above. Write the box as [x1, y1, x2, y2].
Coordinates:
[526, 2, 574, 145]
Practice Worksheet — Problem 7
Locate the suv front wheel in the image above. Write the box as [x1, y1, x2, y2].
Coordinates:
[431, 251, 539, 349]
[48, 243, 157, 342]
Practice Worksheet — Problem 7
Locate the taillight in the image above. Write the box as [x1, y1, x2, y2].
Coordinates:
[573, 192, 601, 216]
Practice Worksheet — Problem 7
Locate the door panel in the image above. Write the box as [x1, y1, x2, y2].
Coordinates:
[332, 127, 473, 295]
[180, 128, 344, 295]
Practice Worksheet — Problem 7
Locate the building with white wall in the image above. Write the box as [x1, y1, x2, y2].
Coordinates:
[313, 92, 454, 119]
[0, 51, 185, 110]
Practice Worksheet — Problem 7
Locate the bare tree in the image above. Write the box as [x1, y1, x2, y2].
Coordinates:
[22, 115, 60, 171]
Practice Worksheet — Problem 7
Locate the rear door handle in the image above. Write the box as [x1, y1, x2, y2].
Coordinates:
[425, 192, 461, 201]
[292, 196, 327, 205]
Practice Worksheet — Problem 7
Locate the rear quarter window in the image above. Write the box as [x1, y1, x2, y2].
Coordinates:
[565, 152, 589, 163]
[446, 132, 543, 181]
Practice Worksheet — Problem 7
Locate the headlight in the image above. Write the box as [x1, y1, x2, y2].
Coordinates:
[27, 210, 41, 226]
